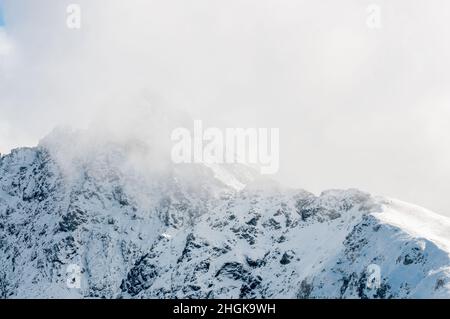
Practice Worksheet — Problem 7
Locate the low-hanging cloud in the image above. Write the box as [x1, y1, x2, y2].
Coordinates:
[0, 0, 449, 215]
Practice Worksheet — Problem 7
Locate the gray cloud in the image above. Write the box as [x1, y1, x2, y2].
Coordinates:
[0, 0, 449, 215]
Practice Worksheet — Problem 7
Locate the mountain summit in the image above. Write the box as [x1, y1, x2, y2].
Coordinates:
[1, 130, 450, 298]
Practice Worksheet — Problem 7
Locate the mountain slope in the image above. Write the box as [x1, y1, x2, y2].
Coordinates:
[1, 133, 450, 298]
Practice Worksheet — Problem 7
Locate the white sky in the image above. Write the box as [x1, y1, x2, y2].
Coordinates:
[0, 0, 449, 215]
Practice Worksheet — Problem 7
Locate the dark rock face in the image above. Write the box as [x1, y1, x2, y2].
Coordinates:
[59, 208, 87, 232]
[280, 251, 295, 265]
[298, 279, 313, 299]
[178, 233, 209, 263]
[215, 262, 263, 298]
[121, 256, 158, 296]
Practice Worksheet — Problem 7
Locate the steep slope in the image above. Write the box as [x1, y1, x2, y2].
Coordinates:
[1, 132, 450, 298]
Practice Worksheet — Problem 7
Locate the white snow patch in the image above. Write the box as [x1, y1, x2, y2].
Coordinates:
[204, 163, 246, 191]
[373, 198, 450, 253]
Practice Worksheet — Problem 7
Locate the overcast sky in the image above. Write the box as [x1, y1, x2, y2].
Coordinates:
[0, 0, 449, 215]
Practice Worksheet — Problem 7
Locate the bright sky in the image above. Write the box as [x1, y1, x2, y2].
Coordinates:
[0, 0, 449, 216]
[0, 3, 4, 26]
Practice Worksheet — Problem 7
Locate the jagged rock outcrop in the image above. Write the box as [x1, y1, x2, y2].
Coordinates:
[1, 131, 450, 298]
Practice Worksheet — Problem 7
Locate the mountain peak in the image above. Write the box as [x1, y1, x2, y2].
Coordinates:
[1, 141, 450, 298]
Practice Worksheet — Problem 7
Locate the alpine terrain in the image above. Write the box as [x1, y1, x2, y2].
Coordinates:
[1, 129, 450, 299]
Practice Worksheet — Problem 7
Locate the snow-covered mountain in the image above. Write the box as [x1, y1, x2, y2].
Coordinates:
[1, 130, 450, 298]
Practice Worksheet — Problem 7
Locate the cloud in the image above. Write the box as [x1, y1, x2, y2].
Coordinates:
[0, 28, 12, 56]
[0, 0, 449, 215]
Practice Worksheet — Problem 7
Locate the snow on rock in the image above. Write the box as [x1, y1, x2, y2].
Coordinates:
[374, 198, 450, 253]
[1, 131, 450, 298]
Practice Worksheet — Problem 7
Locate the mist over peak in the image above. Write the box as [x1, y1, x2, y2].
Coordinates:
[2, 1, 450, 301]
